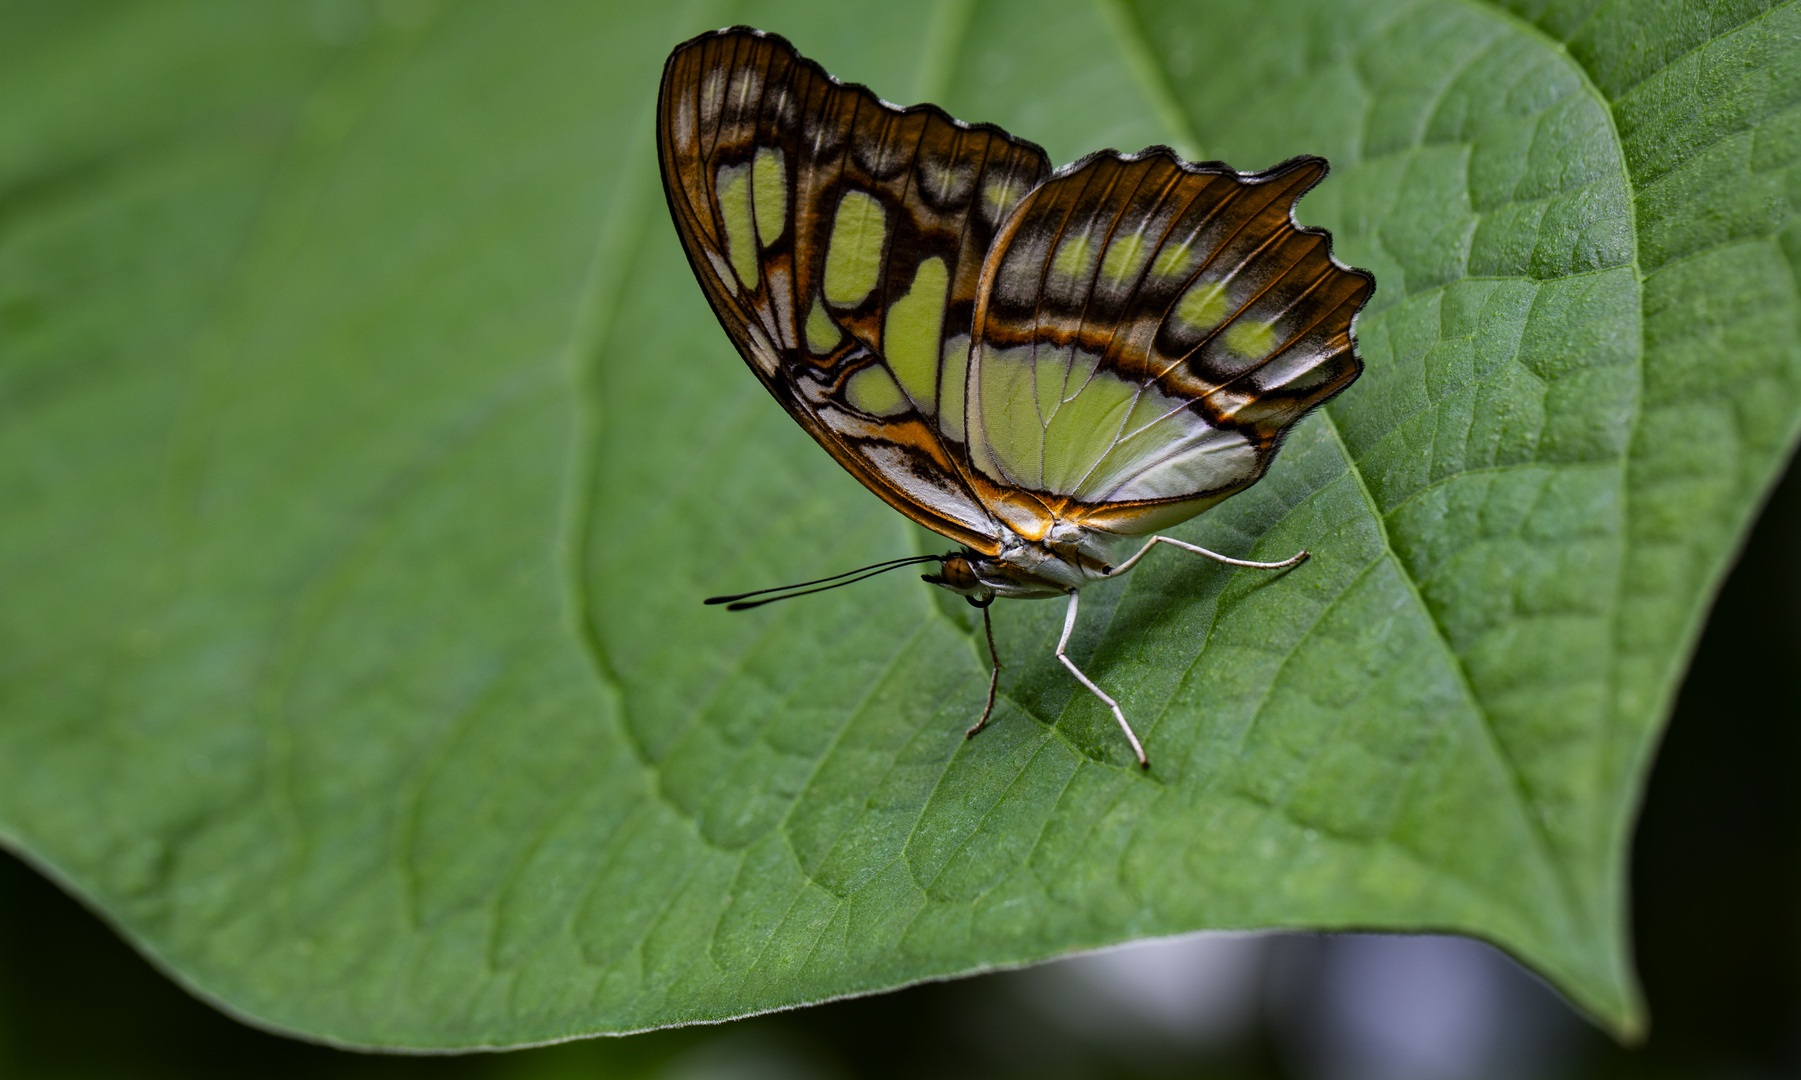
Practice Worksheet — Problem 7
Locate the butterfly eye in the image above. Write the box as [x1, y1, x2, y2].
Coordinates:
[936, 558, 979, 590]
[927, 555, 980, 592]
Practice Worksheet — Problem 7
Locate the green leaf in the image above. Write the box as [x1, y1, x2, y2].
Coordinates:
[2, 0, 1796, 1047]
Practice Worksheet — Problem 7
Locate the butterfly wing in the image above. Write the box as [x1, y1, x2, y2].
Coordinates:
[963, 151, 1374, 539]
[657, 28, 1053, 554]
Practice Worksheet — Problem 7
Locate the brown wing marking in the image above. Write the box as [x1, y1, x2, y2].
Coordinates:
[967, 149, 1374, 536]
[657, 27, 1053, 553]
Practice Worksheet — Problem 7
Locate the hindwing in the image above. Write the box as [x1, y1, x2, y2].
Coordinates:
[657, 27, 1052, 553]
[964, 151, 1374, 538]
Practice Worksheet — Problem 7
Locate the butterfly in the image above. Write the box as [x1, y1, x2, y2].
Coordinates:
[658, 27, 1373, 769]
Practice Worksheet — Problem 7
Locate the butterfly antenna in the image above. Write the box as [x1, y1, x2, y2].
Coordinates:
[705, 555, 944, 611]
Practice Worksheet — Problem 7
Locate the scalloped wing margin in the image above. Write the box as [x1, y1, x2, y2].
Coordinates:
[964, 150, 1374, 538]
[657, 27, 1056, 554]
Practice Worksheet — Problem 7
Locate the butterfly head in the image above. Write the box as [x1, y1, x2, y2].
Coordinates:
[923, 531, 1111, 604]
[921, 551, 994, 604]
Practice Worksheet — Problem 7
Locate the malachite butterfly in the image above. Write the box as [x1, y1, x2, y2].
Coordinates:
[659, 27, 1374, 769]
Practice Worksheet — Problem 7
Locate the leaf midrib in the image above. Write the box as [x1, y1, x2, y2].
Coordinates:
[555, 0, 1673, 1017]
[1466, 0, 1652, 968]
[1092, 0, 1651, 961]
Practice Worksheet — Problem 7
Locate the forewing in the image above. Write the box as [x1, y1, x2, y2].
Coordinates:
[658, 27, 1053, 553]
[964, 150, 1374, 537]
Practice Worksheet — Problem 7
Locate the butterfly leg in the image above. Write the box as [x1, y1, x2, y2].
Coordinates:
[1055, 590, 1149, 770]
[965, 601, 1002, 739]
[1106, 534, 1308, 578]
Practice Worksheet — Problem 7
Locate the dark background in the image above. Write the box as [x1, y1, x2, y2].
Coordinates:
[2, 453, 1796, 1079]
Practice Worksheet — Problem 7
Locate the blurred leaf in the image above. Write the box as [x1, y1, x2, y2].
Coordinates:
[1, 0, 1796, 1048]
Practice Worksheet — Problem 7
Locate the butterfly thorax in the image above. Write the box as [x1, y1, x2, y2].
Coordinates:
[925, 522, 1117, 601]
